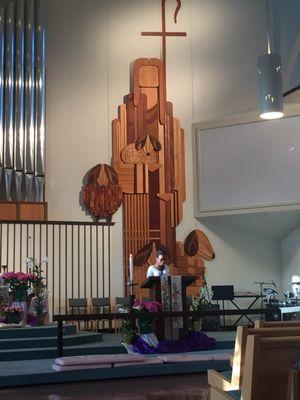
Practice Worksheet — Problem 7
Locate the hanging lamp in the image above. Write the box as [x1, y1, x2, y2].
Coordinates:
[257, 0, 283, 120]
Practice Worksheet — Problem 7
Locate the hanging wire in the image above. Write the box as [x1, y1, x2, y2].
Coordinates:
[266, 0, 271, 54]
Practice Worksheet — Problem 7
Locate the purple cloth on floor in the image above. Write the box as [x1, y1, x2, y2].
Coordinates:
[132, 331, 215, 354]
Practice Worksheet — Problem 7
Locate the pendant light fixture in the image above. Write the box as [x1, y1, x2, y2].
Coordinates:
[257, 0, 283, 120]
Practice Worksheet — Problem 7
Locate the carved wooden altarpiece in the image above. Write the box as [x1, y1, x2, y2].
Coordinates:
[112, 1, 213, 298]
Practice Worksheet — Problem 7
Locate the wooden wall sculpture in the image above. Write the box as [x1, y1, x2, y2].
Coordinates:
[82, 164, 122, 221]
[112, 58, 186, 297]
[111, 1, 215, 298]
[178, 229, 215, 297]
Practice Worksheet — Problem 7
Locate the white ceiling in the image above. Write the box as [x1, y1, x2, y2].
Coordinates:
[200, 209, 300, 241]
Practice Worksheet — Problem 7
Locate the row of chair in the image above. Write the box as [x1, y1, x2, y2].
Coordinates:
[208, 320, 300, 400]
[68, 297, 131, 332]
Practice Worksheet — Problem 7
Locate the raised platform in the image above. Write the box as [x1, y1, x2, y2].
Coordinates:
[0, 324, 104, 361]
[0, 352, 231, 388]
[0, 325, 235, 388]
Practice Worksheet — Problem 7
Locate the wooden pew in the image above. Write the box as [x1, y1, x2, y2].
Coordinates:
[255, 319, 300, 328]
[208, 325, 300, 391]
[286, 369, 300, 400]
[210, 335, 300, 400]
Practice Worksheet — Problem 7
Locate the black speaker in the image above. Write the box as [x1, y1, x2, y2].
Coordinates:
[212, 285, 234, 301]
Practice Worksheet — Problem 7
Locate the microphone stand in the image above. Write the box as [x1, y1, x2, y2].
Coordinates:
[253, 281, 276, 309]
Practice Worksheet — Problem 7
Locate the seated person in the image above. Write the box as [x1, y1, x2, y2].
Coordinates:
[147, 250, 169, 277]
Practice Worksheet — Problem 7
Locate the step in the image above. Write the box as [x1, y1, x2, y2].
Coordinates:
[0, 357, 231, 388]
[0, 331, 103, 350]
[0, 342, 126, 361]
[0, 324, 77, 339]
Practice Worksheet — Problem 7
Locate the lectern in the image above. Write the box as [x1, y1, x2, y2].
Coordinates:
[140, 276, 196, 339]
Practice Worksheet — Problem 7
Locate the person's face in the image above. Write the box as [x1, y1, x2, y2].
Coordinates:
[156, 255, 165, 268]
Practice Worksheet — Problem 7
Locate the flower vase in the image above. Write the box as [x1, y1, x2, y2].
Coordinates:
[192, 319, 202, 332]
[138, 318, 152, 334]
[121, 331, 135, 344]
[29, 296, 49, 326]
[11, 300, 27, 324]
[5, 311, 22, 324]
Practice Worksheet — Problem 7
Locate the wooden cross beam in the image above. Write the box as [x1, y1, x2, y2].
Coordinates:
[141, 0, 187, 90]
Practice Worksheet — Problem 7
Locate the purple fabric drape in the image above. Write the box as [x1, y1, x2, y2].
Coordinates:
[132, 331, 215, 354]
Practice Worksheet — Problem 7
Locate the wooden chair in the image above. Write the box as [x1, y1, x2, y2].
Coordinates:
[68, 298, 88, 330]
[89, 297, 111, 332]
[208, 325, 300, 391]
[114, 296, 130, 332]
[210, 335, 300, 400]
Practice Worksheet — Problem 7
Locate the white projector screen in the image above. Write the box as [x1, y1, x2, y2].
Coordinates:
[197, 115, 300, 212]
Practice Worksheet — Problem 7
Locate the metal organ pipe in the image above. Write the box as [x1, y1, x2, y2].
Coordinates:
[24, 0, 35, 201]
[3, 1, 15, 201]
[0, 0, 45, 203]
[0, 7, 5, 194]
[35, 0, 45, 202]
[14, 0, 25, 201]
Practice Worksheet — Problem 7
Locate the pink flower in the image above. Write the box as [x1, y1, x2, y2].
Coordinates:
[4, 306, 23, 314]
[133, 300, 162, 313]
[2, 272, 17, 280]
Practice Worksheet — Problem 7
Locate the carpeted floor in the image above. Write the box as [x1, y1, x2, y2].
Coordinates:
[0, 373, 210, 400]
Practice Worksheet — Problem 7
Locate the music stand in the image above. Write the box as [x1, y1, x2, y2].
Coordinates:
[211, 285, 234, 327]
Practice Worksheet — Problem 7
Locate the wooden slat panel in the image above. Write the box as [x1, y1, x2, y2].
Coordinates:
[165, 102, 175, 193]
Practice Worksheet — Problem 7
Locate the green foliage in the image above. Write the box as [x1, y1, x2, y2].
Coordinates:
[192, 286, 210, 311]
[120, 319, 137, 344]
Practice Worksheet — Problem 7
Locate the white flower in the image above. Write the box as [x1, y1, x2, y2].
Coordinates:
[27, 288, 33, 295]
[25, 258, 34, 268]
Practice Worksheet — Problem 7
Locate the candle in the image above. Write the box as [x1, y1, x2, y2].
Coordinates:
[129, 254, 134, 284]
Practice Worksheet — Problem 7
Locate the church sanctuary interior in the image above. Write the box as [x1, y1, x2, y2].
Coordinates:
[2, 0, 300, 399]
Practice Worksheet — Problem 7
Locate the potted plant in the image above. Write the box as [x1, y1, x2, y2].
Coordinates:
[27, 258, 49, 325]
[1, 271, 36, 323]
[120, 318, 137, 344]
[191, 286, 212, 331]
[133, 300, 162, 334]
[3, 305, 23, 324]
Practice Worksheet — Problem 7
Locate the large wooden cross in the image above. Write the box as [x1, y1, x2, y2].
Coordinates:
[141, 0, 187, 88]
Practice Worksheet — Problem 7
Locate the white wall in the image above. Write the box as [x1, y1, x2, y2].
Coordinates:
[281, 227, 300, 292]
[201, 219, 282, 293]
[45, 0, 281, 298]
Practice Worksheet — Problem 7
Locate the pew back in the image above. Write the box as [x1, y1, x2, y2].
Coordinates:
[209, 325, 300, 391]
[242, 335, 300, 400]
[211, 340, 300, 400]
[255, 320, 300, 328]
[231, 326, 300, 387]
[286, 369, 300, 400]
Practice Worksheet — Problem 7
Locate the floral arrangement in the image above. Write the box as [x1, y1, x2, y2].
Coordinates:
[192, 286, 211, 311]
[132, 301, 162, 335]
[1, 271, 36, 301]
[26, 258, 48, 322]
[26, 257, 47, 296]
[3, 305, 23, 314]
[0, 258, 49, 326]
[120, 319, 137, 344]
[190, 285, 212, 331]
[3, 305, 23, 324]
[133, 301, 162, 313]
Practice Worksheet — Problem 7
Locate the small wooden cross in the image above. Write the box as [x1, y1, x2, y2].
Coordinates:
[1, 265, 8, 273]
[141, 0, 187, 87]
